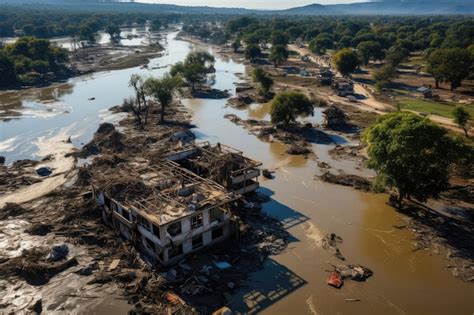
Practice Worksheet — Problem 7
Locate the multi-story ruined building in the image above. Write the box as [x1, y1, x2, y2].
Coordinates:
[165, 142, 262, 195]
[92, 159, 240, 266]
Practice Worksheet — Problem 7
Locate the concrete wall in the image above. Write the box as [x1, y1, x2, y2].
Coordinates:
[94, 188, 234, 266]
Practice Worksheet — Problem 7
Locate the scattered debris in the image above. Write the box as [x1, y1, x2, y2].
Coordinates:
[47, 244, 69, 261]
[262, 169, 274, 179]
[108, 259, 121, 271]
[170, 130, 196, 143]
[227, 94, 254, 108]
[319, 171, 372, 191]
[321, 233, 345, 261]
[29, 299, 42, 314]
[26, 223, 53, 236]
[0, 203, 27, 219]
[191, 88, 230, 99]
[336, 264, 373, 282]
[286, 144, 311, 155]
[35, 167, 52, 177]
[323, 105, 346, 128]
[214, 261, 232, 270]
[327, 271, 343, 288]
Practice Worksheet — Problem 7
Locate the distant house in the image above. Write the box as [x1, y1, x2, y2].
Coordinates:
[332, 78, 354, 97]
[416, 86, 432, 98]
[316, 68, 333, 85]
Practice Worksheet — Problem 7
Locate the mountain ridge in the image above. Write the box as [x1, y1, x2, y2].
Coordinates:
[0, 0, 473, 15]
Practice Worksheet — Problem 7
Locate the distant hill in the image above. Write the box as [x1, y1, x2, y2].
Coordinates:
[0, 0, 473, 15]
[281, 1, 474, 15]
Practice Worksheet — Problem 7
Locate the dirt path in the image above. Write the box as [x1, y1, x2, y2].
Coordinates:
[287, 44, 470, 135]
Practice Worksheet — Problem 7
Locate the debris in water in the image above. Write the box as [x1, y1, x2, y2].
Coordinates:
[36, 167, 52, 177]
[286, 144, 311, 155]
[336, 264, 373, 281]
[47, 244, 69, 261]
[327, 271, 343, 288]
[262, 169, 274, 179]
[214, 261, 232, 270]
[170, 130, 196, 143]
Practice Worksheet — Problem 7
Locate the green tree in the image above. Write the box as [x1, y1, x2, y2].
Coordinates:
[364, 112, 463, 207]
[244, 44, 261, 61]
[144, 74, 183, 123]
[270, 30, 288, 46]
[357, 41, 384, 65]
[270, 92, 314, 125]
[333, 48, 360, 76]
[452, 106, 471, 137]
[151, 19, 161, 31]
[309, 34, 333, 55]
[385, 47, 409, 66]
[231, 39, 241, 53]
[243, 33, 260, 45]
[79, 25, 96, 44]
[373, 64, 397, 91]
[252, 67, 274, 97]
[427, 48, 472, 90]
[0, 51, 17, 87]
[269, 44, 289, 67]
[170, 51, 215, 91]
[286, 26, 304, 41]
[105, 24, 121, 41]
[426, 49, 445, 88]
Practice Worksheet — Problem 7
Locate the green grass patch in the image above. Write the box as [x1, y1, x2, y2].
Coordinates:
[398, 98, 474, 120]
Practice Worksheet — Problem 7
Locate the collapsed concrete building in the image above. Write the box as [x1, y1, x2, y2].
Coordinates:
[91, 142, 262, 266]
[165, 142, 262, 195]
[92, 159, 241, 266]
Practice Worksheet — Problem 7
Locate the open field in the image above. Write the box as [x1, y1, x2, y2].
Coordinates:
[396, 98, 474, 120]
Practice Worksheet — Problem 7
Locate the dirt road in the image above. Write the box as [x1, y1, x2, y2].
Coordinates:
[288, 44, 471, 135]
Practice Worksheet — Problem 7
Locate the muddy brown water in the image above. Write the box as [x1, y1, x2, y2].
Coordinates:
[1, 31, 473, 314]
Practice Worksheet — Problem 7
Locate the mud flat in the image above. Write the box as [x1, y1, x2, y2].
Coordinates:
[0, 91, 292, 313]
[1, 31, 474, 315]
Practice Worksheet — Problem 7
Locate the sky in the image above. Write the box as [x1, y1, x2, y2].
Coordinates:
[136, 0, 366, 10]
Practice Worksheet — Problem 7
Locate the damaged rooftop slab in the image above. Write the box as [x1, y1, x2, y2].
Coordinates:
[91, 158, 239, 226]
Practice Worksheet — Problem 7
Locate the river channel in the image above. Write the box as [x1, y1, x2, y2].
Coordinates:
[1, 30, 473, 314]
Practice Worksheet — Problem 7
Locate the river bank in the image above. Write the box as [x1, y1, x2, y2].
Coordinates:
[1, 31, 474, 314]
[0, 27, 167, 92]
[183, 33, 474, 284]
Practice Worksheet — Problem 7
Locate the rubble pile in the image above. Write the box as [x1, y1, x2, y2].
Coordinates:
[227, 94, 254, 108]
[323, 105, 346, 128]
[319, 171, 373, 191]
[224, 114, 333, 158]
[0, 98, 292, 313]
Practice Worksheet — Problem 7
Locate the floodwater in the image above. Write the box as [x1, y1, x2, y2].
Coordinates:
[1, 31, 473, 314]
[2, 27, 152, 51]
